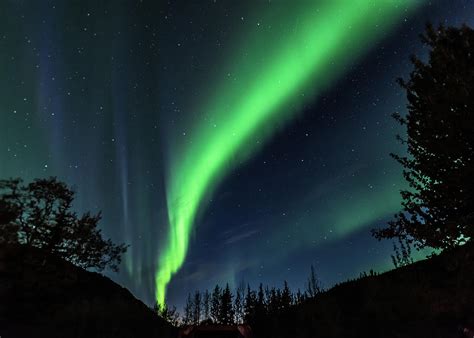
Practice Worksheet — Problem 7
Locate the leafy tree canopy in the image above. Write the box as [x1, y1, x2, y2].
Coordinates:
[0, 177, 127, 271]
[374, 24, 474, 251]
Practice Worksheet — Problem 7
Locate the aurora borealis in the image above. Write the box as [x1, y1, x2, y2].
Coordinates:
[1, 0, 474, 309]
[155, 1, 420, 307]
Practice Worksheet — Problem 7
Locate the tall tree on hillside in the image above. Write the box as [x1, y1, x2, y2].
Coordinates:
[202, 289, 211, 322]
[219, 284, 235, 325]
[268, 287, 281, 315]
[234, 287, 244, 324]
[244, 285, 256, 323]
[192, 291, 202, 325]
[294, 288, 306, 305]
[373, 24, 474, 251]
[281, 281, 293, 311]
[210, 285, 221, 323]
[306, 264, 322, 297]
[0, 177, 127, 271]
[183, 293, 193, 325]
[255, 283, 267, 320]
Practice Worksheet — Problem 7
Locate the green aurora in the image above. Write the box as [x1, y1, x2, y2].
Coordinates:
[155, 0, 422, 306]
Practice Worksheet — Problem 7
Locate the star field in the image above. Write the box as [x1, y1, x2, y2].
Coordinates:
[1, 0, 473, 309]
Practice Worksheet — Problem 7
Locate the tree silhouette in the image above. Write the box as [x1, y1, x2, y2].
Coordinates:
[219, 284, 235, 324]
[391, 237, 414, 268]
[373, 24, 474, 251]
[234, 287, 244, 324]
[306, 264, 322, 297]
[267, 287, 279, 316]
[183, 293, 193, 325]
[154, 303, 180, 326]
[192, 291, 202, 324]
[0, 177, 127, 271]
[202, 289, 211, 322]
[210, 285, 221, 323]
[255, 283, 267, 322]
[243, 285, 257, 323]
[294, 288, 306, 305]
[0, 197, 19, 243]
[281, 281, 293, 311]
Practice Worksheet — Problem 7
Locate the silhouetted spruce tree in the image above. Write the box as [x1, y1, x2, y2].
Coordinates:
[192, 291, 202, 324]
[210, 285, 221, 323]
[373, 24, 474, 252]
[306, 264, 322, 297]
[202, 289, 211, 322]
[183, 293, 193, 325]
[267, 287, 279, 316]
[234, 287, 244, 324]
[0, 177, 127, 271]
[276, 288, 283, 312]
[281, 281, 293, 311]
[243, 285, 257, 323]
[264, 285, 272, 307]
[254, 283, 267, 321]
[295, 288, 306, 305]
[219, 283, 234, 325]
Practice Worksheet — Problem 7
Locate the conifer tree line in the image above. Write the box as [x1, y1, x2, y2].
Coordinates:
[156, 265, 322, 326]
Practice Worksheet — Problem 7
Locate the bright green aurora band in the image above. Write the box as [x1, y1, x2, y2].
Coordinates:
[156, 0, 421, 307]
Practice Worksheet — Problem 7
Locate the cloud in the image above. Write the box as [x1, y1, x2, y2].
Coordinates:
[223, 229, 259, 245]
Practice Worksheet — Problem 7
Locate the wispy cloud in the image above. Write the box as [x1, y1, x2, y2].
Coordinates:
[224, 229, 259, 245]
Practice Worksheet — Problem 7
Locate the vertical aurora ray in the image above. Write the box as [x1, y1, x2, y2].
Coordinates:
[156, 0, 422, 306]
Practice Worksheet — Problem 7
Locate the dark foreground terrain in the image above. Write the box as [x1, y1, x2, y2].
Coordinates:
[0, 244, 176, 338]
[249, 242, 474, 338]
[1, 243, 473, 338]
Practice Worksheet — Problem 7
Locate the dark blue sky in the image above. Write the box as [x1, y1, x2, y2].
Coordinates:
[0, 0, 473, 310]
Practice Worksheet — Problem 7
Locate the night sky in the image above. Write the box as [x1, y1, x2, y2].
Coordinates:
[1, 0, 473, 309]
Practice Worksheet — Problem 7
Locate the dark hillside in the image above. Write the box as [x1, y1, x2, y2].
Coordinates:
[1, 243, 473, 338]
[0, 244, 176, 338]
[252, 242, 474, 338]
